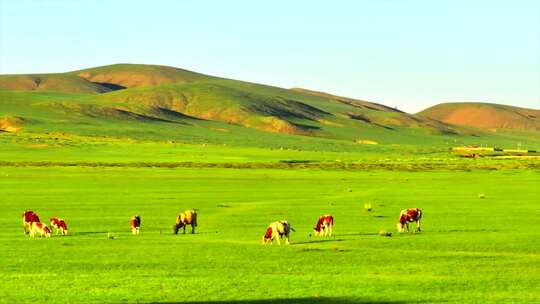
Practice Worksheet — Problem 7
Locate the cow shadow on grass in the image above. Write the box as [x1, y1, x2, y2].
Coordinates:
[140, 298, 425, 304]
[75, 231, 110, 236]
[337, 232, 379, 237]
[436, 229, 500, 233]
[292, 238, 345, 245]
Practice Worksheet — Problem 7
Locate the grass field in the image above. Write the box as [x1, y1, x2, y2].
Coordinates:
[1, 165, 538, 303]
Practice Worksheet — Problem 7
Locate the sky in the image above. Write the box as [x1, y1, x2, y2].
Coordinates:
[0, 0, 538, 113]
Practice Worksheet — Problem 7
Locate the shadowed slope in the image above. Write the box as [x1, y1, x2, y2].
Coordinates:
[291, 87, 401, 113]
[93, 83, 329, 135]
[290, 87, 458, 134]
[419, 102, 540, 131]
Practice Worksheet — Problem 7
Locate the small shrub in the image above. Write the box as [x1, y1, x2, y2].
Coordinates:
[364, 202, 373, 212]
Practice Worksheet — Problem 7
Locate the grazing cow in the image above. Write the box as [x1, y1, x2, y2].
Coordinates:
[313, 214, 334, 237]
[30, 222, 51, 238]
[22, 210, 40, 235]
[130, 215, 141, 235]
[396, 208, 422, 233]
[173, 210, 197, 234]
[50, 217, 68, 235]
[262, 220, 295, 245]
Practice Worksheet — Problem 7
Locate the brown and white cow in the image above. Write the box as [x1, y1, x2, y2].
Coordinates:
[22, 210, 40, 235]
[262, 220, 295, 245]
[313, 214, 334, 237]
[30, 222, 51, 238]
[173, 210, 197, 234]
[130, 215, 141, 235]
[396, 208, 422, 233]
[50, 217, 68, 235]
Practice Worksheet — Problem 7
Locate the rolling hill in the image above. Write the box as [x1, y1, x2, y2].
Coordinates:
[419, 102, 540, 132]
[1, 64, 538, 149]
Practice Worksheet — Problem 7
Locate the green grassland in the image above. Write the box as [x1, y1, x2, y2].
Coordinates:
[0, 167, 538, 303]
[1, 64, 539, 303]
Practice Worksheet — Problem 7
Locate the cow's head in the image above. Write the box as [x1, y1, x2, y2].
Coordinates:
[44, 226, 52, 237]
[313, 225, 322, 236]
[397, 215, 408, 232]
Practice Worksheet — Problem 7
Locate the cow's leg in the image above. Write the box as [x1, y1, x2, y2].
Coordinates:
[191, 224, 195, 234]
[275, 235, 280, 245]
[285, 234, 290, 245]
[183, 225, 186, 234]
[329, 225, 333, 237]
[405, 222, 410, 232]
[416, 219, 421, 232]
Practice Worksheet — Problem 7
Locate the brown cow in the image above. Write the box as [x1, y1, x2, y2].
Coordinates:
[173, 210, 197, 234]
[50, 217, 68, 235]
[313, 214, 334, 237]
[30, 222, 51, 238]
[396, 208, 422, 233]
[22, 210, 40, 235]
[262, 220, 294, 245]
[130, 215, 141, 235]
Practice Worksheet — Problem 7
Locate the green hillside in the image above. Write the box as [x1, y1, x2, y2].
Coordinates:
[1, 64, 539, 151]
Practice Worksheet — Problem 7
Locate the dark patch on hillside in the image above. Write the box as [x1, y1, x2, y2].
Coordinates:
[244, 96, 331, 121]
[345, 112, 395, 130]
[92, 82, 126, 91]
[153, 107, 204, 121]
[291, 87, 402, 113]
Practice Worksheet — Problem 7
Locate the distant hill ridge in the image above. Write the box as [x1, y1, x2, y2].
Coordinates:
[73, 63, 214, 88]
[419, 102, 540, 131]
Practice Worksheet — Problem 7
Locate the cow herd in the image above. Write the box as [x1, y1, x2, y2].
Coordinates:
[22, 207, 423, 244]
[22, 210, 68, 238]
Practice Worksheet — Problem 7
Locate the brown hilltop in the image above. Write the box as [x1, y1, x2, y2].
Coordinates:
[73, 63, 213, 88]
[418, 102, 540, 131]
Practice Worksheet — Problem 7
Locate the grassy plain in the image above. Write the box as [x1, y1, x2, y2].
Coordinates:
[0, 160, 538, 303]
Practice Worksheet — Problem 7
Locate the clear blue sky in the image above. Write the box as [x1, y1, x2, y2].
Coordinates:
[1, 0, 538, 112]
